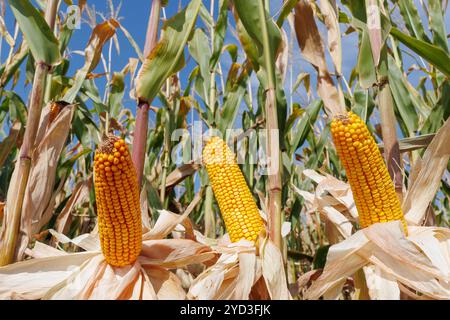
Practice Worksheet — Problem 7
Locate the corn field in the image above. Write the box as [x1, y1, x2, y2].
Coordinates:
[0, 0, 449, 300]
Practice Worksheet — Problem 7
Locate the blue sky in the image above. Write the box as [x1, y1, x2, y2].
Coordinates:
[1, 0, 448, 136]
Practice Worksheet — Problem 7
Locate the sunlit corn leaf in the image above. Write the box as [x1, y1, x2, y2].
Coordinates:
[365, 0, 383, 66]
[3, 91, 27, 126]
[421, 83, 450, 134]
[388, 55, 419, 136]
[199, 1, 214, 29]
[188, 28, 212, 107]
[390, 27, 450, 78]
[117, 22, 144, 62]
[0, 16, 14, 46]
[427, 0, 448, 53]
[8, 0, 60, 65]
[209, 0, 228, 69]
[136, 0, 202, 103]
[293, 1, 327, 72]
[378, 133, 435, 153]
[233, 0, 282, 72]
[108, 71, 126, 117]
[0, 43, 28, 88]
[357, 28, 376, 89]
[396, 0, 430, 43]
[219, 64, 248, 133]
[289, 100, 322, 156]
[276, 0, 300, 27]
[292, 72, 310, 96]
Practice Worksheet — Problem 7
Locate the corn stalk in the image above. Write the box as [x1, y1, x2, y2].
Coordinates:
[259, 1, 282, 250]
[204, 0, 216, 239]
[0, 0, 59, 266]
[132, 0, 161, 186]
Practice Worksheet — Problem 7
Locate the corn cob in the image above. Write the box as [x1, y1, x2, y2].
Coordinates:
[94, 135, 142, 266]
[330, 111, 407, 233]
[48, 102, 61, 124]
[48, 101, 70, 125]
[202, 136, 264, 242]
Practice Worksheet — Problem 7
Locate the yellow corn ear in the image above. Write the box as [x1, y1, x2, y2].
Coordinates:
[48, 101, 69, 125]
[94, 135, 142, 266]
[48, 102, 61, 124]
[202, 136, 264, 242]
[330, 112, 407, 233]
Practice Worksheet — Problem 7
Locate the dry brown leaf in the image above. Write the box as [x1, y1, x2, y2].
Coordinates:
[140, 265, 186, 300]
[188, 237, 291, 300]
[25, 241, 67, 259]
[0, 202, 4, 223]
[260, 239, 292, 299]
[139, 239, 217, 269]
[363, 265, 400, 299]
[0, 197, 219, 300]
[365, 0, 382, 66]
[163, 162, 200, 189]
[230, 251, 257, 299]
[52, 179, 91, 241]
[85, 19, 119, 73]
[0, 251, 98, 299]
[320, 0, 342, 74]
[293, 0, 343, 116]
[404, 118, 450, 225]
[49, 229, 100, 252]
[12, 104, 75, 261]
[294, 0, 327, 71]
[0, 121, 21, 168]
[305, 221, 450, 300]
[276, 27, 289, 83]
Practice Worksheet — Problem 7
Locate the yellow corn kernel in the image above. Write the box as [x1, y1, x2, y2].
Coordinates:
[94, 134, 142, 266]
[48, 101, 70, 125]
[330, 112, 407, 234]
[48, 102, 61, 125]
[202, 136, 264, 242]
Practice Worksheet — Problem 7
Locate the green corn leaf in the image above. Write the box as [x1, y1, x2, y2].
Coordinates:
[428, 0, 448, 53]
[136, 0, 202, 103]
[290, 100, 322, 155]
[209, 0, 228, 69]
[357, 28, 377, 88]
[396, 0, 430, 43]
[388, 55, 419, 136]
[390, 27, 450, 78]
[8, 0, 60, 65]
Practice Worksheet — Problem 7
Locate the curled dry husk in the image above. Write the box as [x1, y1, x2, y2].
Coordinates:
[294, 166, 450, 300]
[0, 209, 217, 300]
[304, 221, 450, 300]
[187, 213, 292, 300]
[2, 103, 76, 261]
